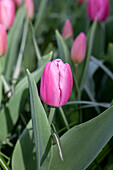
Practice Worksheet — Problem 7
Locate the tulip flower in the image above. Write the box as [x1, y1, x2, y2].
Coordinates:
[87, 0, 110, 22]
[0, 24, 7, 56]
[40, 59, 73, 107]
[14, 0, 34, 19]
[77, 0, 85, 3]
[62, 19, 74, 39]
[0, 0, 15, 29]
[71, 32, 86, 63]
[24, 0, 34, 19]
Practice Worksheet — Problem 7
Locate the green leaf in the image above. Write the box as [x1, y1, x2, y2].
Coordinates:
[55, 30, 71, 64]
[91, 56, 113, 80]
[0, 154, 11, 170]
[49, 106, 113, 170]
[27, 70, 52, 170]
[77, 19, 97, 91]
[4, 6, 26, 80]
[0, 53, 52, 141]
[12, 120, 36, 170]
[34, 0, 48, 32]
[92, 23, 105, 59]
[107, 43, 113, 66]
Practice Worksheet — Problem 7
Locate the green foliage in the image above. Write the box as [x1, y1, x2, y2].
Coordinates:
[0, 0, 113, 169]
[27, 70, 52, 170]
[49, 106, 113, 170]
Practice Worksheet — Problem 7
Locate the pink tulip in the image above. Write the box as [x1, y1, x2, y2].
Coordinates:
[0, 24, 7, 56]
[77, 0, 85, 3]
[87, 0, 110, 22]
[71, 32, 86, 63]
[24, 0, 34, 19]
[0, 0, 15, 29]
[40, 59, 73, 107]
[62, 19, 74, 39]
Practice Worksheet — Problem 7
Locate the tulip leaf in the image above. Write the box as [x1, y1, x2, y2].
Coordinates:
[12, 120, 36, 170]
[34, 0, 47, 32]
[49, 106, 113, 170]
[0, 52, 52, 141]
[55, 30, 71, 64]
[77, 19, 97, 91]
[27, 70, 52, 170]
[4, 6, 26, 81]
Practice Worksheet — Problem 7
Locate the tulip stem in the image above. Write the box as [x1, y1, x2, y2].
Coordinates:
[59, 107, 70, 130]
[74, 64, 83, 123]
[74, 74, 81, 101]
[49, 107, 56, 125]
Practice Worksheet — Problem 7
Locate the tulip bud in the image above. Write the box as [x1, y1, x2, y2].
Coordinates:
[40, 59, 73, 107]
[0, 24, 7, 56]
[77, 0, 85, 3]
[24, 0, 34, 19]
[62, 19, 74, 39]
[87, 0, 110, 22]
[71, 32, 86, 63]
[0, 0, 15, 29]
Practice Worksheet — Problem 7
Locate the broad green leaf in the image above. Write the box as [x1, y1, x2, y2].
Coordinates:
[49, 106, 113, 170]
[0, 53, 52, 141]
[4, 6, 26, 80]
[27, 70, 52, 170]
[12, 120, 36, 170]
[77, 19, 97, 91]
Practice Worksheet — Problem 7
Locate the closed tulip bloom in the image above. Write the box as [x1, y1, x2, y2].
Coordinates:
[71, 32, 86, 63]
[87, 0, 110, 22]
[24, 0, 34, 19]
[0, 0, 15, 29]
[0, 24, 7, 56]
[40, 59, 73, 107]
[62, 19, 74, 39]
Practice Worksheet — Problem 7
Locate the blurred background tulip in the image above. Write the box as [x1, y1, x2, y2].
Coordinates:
[14, 0, 34, 19]
[87, 0, 110, 22]
[0, 0, 15, 29]
[24, 0, 34, 19]
[71, 32, 86, 63]
[62, 19, 74, 39]
[40, 59, 73, 107]
[0, 24, 7, 56]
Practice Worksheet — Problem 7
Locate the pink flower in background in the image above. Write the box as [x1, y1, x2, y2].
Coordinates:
[40, 59, 73, 107]
[71, 32, 86, 63]
[87, 0, 110, 22]
[24, 0, 34, 19]
[14, 0, 34, 19]
[77, 0, 85, 3]
[62, 19, 74, 39]
[0, 24, 7, 56]
[0, 0, 15, 29]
